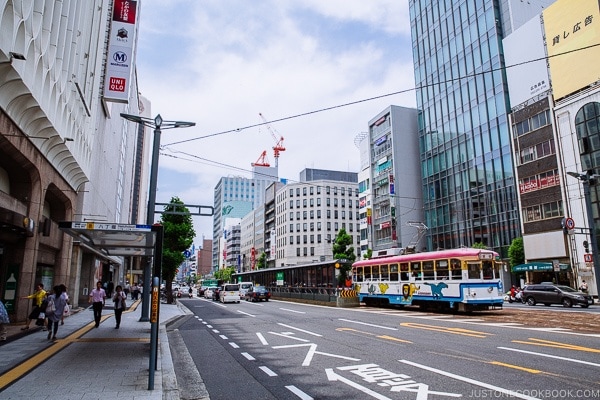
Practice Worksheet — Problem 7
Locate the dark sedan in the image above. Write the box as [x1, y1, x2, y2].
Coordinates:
[244, 286, 271, 302]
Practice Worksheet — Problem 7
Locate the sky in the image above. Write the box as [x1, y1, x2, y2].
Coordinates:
[134, 0, 417, 245]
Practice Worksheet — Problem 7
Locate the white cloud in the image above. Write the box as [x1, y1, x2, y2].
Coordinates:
[136, 0, 415, 239]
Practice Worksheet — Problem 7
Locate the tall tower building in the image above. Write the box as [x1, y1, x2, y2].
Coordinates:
[212, 164, 278, 270]
[408, 0, 555, 256]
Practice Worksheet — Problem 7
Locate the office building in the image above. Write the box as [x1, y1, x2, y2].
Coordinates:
[274, 169, 359, 266]
[408, 0, 555, 256]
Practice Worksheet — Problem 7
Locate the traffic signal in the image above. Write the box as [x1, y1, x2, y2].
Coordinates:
[583, 240, 589, 252]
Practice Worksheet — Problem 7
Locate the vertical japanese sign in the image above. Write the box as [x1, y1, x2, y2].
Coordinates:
[104, 0, 138, 103]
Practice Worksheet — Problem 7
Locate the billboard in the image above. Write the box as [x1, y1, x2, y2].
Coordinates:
[104, 0, 138, 103]
[543, 0, 600, 100]
[503, 16, 550, 108]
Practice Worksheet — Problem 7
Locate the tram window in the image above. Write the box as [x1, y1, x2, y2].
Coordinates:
[450, 259, 462, 279]
[390, 264, 399, 281]
[411, 262, 422, 279]
[482, 261, 493, 279]
[436, 260, 449, 280]
[467, 263, 481, 279]
[422, 261, 434, 280]
[364, 266, 372, 280]
[493, 263, 500, 279]
[400, 263, 409, 280]
[355, 267, 363, 282]
[372, 265, 380, 280]
[380, 264, 389, 280]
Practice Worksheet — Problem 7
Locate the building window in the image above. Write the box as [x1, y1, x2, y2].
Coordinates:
[290, 200, 293, 208]
[296, 188, 300, 196]
[290, 236, 294, 244]
[289, 212, 294, 220]
[317, 186, 321, 194]
[303, 211, 307, 219]
[317, 234, 322, 243]
[327, 210, 331, 218]
[317, 210, 321, 218]
[303, 223, 307, 231]
[297, 248, 301, 256]
[289, 188, 294, 196]
[303, 187, 307, 195]
[290, 224, 294, 232]
[317, 198, 322, 206]
[310, 210, 314, 219]
[310, 186, 314, 195]
[326, 186, 330, 194]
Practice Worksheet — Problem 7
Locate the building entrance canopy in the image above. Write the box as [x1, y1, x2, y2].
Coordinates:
[58, 221, 159, 258]
[511, 262, 570, 273]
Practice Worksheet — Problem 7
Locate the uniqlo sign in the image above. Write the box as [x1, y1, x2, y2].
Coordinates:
[104, 0, 138, 103]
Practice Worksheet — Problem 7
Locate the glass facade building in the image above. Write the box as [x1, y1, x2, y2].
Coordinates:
[408, 0, 554, 257]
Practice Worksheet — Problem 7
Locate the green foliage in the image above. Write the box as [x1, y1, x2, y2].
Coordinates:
[472, 242, 487, 249]
[332, 228, 356, 286]
[160, 197, 195, 303]
[214, 267, 235, 283]
[508, 237, 525, 267]
[256, 252, 267, 270]
[363, 248, 373, 260]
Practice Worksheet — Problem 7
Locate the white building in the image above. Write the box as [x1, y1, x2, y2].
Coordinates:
[273, 169, 359, 266]
[0, 1, 148, 319]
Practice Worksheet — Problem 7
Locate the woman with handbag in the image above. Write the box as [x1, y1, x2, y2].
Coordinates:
[46, 284, 68, 341]
[20, 283, 46, 330]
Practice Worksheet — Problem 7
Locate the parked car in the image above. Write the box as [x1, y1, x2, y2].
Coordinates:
[522, 283, 593, 308]
[197, 286, 208, 297]
[239, 282, 253, 299]
[220, 284, 241, 303]
[245, 285, 271, 302]
[212, 286, 223, 301]
[204, 286, 217, 299]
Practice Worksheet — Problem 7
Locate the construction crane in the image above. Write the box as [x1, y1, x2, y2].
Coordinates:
[259, 113, 285, 167]
[251, 150, 270, 167]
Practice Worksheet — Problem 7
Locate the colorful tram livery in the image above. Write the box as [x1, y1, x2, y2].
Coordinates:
[353, 248, 504, 311]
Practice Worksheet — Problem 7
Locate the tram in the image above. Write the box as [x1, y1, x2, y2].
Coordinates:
[352, 248, 504, 311]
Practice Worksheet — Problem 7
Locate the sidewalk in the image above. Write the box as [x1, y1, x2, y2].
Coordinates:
[0, 297, 194, 399]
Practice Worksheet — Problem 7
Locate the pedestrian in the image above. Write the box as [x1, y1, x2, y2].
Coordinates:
[0, 299, 9, 341]
[89, 281, 106, 328]
[106, 281, 114, 298]
[124, 282, 130, 299]
[131, 283, 139, 300]
[20, 283, 46, 330]
[61, 289, 70, 325]
[46, 284, 68, 341]
[112, 285, 127, 329]
[579, 280, 588, 293]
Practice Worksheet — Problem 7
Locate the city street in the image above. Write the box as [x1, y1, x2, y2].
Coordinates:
[173, 297, 600, 400]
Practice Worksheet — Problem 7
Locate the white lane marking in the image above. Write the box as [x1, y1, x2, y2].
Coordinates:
[280, 308, 306, 314]
[273, 343, 360, 366]
[399, 359, 541, 400]
[338, 318, 398, 331]
[285, 385, 313, 400]
[498, 346, 600, 367]
[241, 352, 255, 360]
[237, 310, 256, 317]
[325, 369, 392, 400]
[229, 342, 239, 349]
[212, 329, 220, 333]
[259, 366, 278, 376]
[219, 334, 228, 340]
[268, 332, 310, 342]
[278, 323, 322, 337]
[206, 325, 212, 328]
[202, 321, 208, 325]
[257, 332, 269, 345]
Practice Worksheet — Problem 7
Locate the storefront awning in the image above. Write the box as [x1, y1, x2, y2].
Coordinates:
[511, 262, 570, 272]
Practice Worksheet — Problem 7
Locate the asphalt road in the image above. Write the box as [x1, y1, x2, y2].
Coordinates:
[174, 297, 600, 400]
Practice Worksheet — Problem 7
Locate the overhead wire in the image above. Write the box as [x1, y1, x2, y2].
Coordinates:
[162, 42, 600, 147]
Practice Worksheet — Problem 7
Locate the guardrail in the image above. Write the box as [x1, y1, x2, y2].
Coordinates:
[269, 287, 358, 306]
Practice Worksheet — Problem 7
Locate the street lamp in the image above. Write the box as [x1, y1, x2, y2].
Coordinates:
[120, 113, 195, 321]
[566, 171, 600, 298]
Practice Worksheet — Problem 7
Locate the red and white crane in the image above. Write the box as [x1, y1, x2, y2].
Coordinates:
[259, 113, 285, 167]
[251, 150, 270, 167]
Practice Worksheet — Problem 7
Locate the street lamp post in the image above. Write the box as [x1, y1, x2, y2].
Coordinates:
[566, 171, 600, 298]
[120, 113, 195, 321]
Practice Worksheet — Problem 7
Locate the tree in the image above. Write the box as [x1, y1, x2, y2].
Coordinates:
[160, 197, 195, 304]
[214, 266, 235, 283]
[363, 248, 373, 260]
[508, 237, 525, 268]
[472, 242, 487, 249]
[332, 228, 356, 286]
[256, 252, 267, 270]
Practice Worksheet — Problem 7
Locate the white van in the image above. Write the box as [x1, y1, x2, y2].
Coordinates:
[239, 282, 253, 299]
[220, 283, 240, 303]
